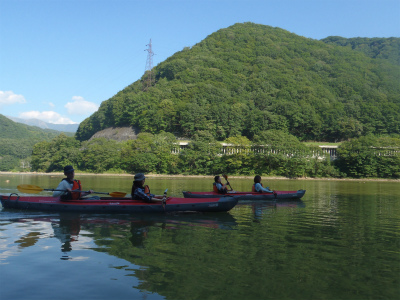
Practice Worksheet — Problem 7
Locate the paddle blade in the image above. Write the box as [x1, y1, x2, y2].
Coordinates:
[109, 192, 127, 198]
[222, 174, 228, 180]
[17, 184, 44, 194]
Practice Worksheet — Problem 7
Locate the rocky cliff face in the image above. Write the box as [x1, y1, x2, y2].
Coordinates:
[89, 127, 139, 142]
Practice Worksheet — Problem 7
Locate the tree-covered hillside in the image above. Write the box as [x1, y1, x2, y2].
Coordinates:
[0, 114, 73, 171]
[321, 36, 400, 66]
[76, 22, 400, 142]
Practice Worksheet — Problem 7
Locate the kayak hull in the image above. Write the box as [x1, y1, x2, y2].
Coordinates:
[182, 190, 306, 200]
[0, 194, 238, 213]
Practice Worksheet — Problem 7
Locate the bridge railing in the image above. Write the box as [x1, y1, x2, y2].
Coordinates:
[172, 142, 400, 160]
[172, 142, 339, 160]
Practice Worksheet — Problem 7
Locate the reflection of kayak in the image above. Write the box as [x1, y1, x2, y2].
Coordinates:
[0, 194, 238, 213]
[12, 212, 238, 230]
[182, 190, 306, 200]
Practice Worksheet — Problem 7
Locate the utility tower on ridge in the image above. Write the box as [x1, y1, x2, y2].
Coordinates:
[144, 39, 154, 90]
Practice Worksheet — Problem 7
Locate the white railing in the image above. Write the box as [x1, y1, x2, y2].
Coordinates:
[172, 142, 338, 160]
[172, 142, 400, 160]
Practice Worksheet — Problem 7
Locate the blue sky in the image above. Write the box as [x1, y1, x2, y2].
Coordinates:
[1, 0, 399, 125]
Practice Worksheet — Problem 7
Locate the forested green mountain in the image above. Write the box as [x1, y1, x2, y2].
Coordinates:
[321, 36, 400, 66]
[75, 22, 399, 142]
[0, 114, 73, 171]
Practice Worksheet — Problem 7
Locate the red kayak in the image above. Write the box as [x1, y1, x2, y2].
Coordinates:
[0, 194, 238, 213]
[182, 190, 306, 200]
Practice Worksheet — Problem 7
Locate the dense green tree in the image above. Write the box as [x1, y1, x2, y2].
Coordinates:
[0, 155, 19, 171]
[220, 136, 253, 175]
[80, 138, 122, 173]
[120, 132, 179, 174]
[31, 134, 81, 172]
[252, 130, 333, 178]
[336, 136, 400, 178]
[178, 131, 222, 174]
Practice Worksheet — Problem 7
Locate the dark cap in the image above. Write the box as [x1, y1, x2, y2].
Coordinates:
[134, 173, 146, 181]
[64, 165, 75, 174]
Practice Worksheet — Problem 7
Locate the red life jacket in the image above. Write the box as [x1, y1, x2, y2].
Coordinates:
[252, 183, 263, 193]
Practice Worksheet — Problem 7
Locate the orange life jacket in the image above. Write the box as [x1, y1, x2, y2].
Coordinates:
[213, 182, 227, 194]
[144, 185, 150, 195]
[71, 180, 82, 200]
[252, 183, 263, 193]
[213, 183, 219, 193]
[131, 184, 151, 200]
[61, 179, 81, 200]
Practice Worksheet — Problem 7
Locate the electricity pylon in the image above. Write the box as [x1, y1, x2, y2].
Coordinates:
[144, 39, 154, 90]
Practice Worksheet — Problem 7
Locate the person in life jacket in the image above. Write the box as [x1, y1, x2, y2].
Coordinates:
[252, 175, 274, 193]
[213, 175, 229, 194]
[131, 173, 164, 203]
[53, 165, 93, 200]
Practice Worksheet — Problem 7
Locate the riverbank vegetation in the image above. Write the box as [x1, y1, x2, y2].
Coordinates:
[26, 132, 400, 179]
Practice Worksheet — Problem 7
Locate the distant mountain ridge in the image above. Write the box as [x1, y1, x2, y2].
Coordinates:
[0, 114, 66, 139]
[7, 116, 79, 133]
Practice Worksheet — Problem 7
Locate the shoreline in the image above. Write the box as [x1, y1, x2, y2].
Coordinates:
[0, 171, 399, 182]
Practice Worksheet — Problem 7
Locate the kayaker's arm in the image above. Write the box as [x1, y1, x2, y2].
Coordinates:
[216, 182, 229, 193]
[254, 183, 274, 193]
[150, 197, 165, 202]
[53, 181, 72, 197]
[133, 188, 160, 202]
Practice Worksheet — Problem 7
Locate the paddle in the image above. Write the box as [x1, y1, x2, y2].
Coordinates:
[162, 188, 168, 208]
[222, 174, 233, 191]
[17, 184, 126, 198]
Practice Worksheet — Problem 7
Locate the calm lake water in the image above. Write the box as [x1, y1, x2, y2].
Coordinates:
[0, 174, 399, 300]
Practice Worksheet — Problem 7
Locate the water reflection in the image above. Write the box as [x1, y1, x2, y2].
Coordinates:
[1, 176, 399, 300]
[52, 213, 81, 255]
[236, 199, 306, 220]
[1, 210, 238, 252]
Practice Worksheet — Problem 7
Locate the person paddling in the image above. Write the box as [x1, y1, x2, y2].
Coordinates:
[213, 175, 229, 194]
[53, 165, 93, 200]
[252, 175, 274, 193]
[131, 173, 164, 202]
